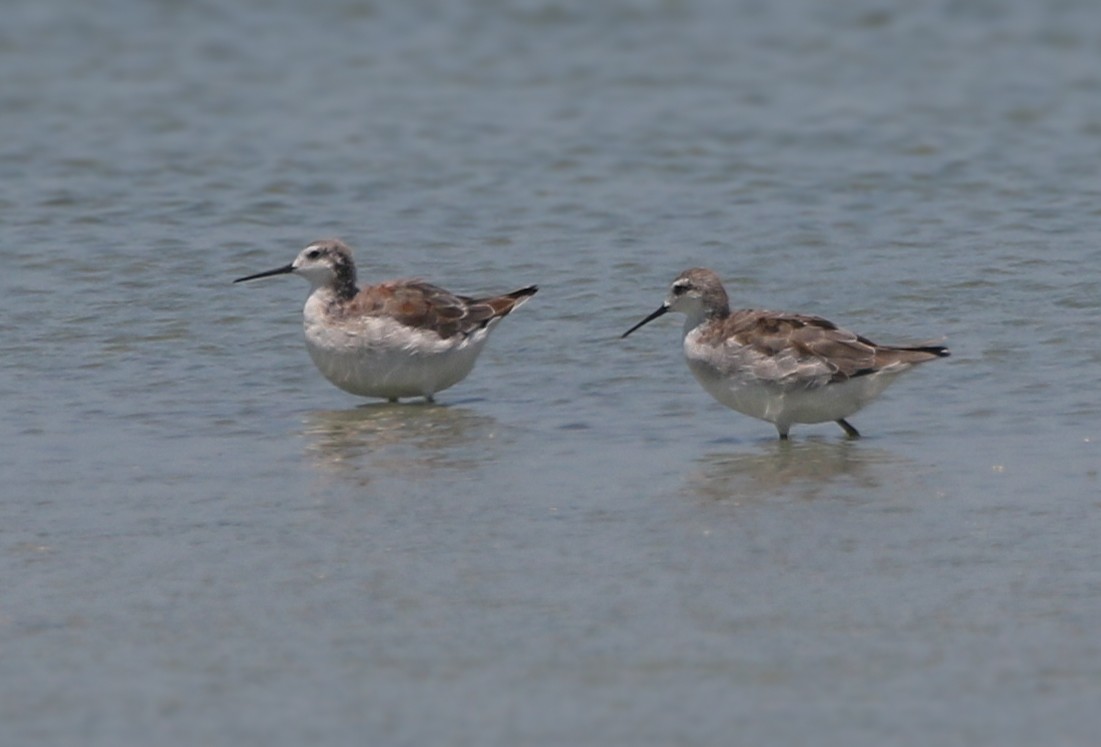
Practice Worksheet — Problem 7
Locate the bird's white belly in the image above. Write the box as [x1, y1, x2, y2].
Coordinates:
[303, 313, 488, 399]
[685, 347, 905, 428]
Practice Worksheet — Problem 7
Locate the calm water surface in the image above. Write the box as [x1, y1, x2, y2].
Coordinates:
[2, 1, 1100, 744]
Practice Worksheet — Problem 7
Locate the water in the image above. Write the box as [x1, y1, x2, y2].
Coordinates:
[3, 0, 1100, 744]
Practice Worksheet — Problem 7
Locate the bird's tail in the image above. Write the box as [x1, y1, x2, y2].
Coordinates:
[882, 342, 950, 365]
[477, 285, 539, 320]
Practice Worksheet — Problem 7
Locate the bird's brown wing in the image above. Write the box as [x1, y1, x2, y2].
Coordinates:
[347, 280, 536, 339]
[713, 310, 880, 382]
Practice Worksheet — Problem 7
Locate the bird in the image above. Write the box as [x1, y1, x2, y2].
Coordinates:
[622, 268, 949, 439]
[234, 238, 537, 403]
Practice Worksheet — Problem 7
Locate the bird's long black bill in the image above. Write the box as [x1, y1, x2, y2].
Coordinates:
[621, 305, 669, 338]
[233, 263, 294, 283]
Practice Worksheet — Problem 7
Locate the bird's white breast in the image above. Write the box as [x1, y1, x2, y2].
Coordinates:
[682, 324, 908, 428]
[301, 292, 490, 399]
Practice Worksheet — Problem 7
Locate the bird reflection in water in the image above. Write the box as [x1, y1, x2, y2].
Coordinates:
[686, 439, 907, 503]
[302, 403, 502, 480]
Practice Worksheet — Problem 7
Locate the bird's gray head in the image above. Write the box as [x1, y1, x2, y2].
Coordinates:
[622, 267, 730, 338]
[234, 238, 359, 298]
[664, 268, 730, 316]
[291, 239, 357, 294]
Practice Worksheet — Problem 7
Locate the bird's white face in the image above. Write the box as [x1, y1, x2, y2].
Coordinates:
[292, 244, 341, 287]
[665, 276, 707, 315]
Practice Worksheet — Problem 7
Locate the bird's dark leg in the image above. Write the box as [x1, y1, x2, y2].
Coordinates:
[836, 419, 861, 439]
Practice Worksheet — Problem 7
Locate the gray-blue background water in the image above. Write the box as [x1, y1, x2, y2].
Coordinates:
[3, 1, 1100, 744]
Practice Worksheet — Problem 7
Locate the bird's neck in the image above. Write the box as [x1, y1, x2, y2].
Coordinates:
[331, 273, 359, 302]
[308, 277, 358, 304]
[681, 303, 727, 338]
[304, 283, 358, 322]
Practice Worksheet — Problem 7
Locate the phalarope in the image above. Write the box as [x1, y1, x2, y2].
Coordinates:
[235, 239, 537, 402]
[622, 268, 949, 439]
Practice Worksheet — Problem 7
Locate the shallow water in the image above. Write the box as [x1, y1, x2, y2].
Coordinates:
[3, 1, 1101, 744]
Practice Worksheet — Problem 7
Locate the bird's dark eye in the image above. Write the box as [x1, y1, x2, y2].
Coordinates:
[306, 249, 321, 260]
[672, 283, 687, 295]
